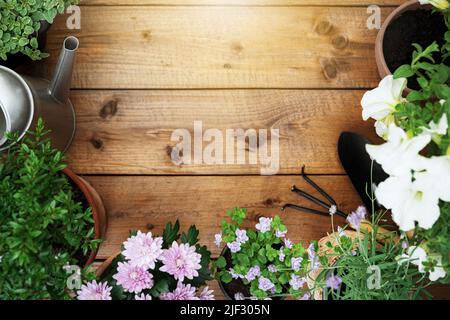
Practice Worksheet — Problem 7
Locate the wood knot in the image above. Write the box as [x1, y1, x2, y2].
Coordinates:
[142, 30, 152, 41]
[146, 223, 154, 230]
[223, 63, 232, 69]
[320, 59, 338, 80]
[100, 99, 118, 119]
[90, 136, 104, 150]
[263, 197, 280, 207]
[332, 35, 348, 49]
[231, 41, 244, 54]
[314, 20, 333, 35]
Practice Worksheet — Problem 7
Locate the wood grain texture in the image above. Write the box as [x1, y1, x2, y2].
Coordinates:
[36, 6, 391, 89]
[82, 0, 402, 6]
[87, 175, 358, 259]
[67, 89, 379, 175]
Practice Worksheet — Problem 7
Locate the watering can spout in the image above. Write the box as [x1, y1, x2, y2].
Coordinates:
[49, 36, 79, 103]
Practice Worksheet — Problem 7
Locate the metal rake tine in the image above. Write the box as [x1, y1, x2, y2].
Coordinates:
[281, 204, 330, 217]
[301, 165, 337, 206]
[291, 185, 347, 218]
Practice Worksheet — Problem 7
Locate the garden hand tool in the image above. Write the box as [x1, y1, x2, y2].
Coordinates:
[282, 167, 399, 244]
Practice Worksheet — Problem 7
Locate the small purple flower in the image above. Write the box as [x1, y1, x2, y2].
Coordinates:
[245, 265, 261, 281]
[329, 205, 337, 216]
[284, 239, 293, 249]
[227, 241, 241, 253]
[299, 292, 311, 300]
[337, 226, 345, 238]
[255, 217, 272, 233]
[351, 250, 357, 256]
[279, 248, 285, 262]
[77, 281, 112, 300]
[346, 206, 367, 230]
[401, 241, 409, 249]
[234, 293, 245, 300]
[235, 229, 249, 244]
[326, 274, 343, 290]
[258, 276, 275, 292]
[229, 268, 244, 280]
[199, 286, 215, 300]
[275, 229, 287, 238]
[291, 257, 303, 272]
[307, 243, 320, 272]
[268, 264, 277, 273]
[214, 232, 222, 247]
[289, 275, 305, 290]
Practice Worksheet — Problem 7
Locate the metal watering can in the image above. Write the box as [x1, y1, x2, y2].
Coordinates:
[0, 36, 79, 152]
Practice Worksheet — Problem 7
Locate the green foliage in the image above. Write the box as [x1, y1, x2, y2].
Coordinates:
[213, 208, 311, 300]
[318, 213, 430, 300]
[392, 24, 450, 277]
[0, 0, 79, 61]
[0, 119, 98, 299]
[100, 222, 212, 300]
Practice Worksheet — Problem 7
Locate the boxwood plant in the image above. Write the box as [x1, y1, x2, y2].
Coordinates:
[0, 119, 99, 299]
[0, 0, 79, 61]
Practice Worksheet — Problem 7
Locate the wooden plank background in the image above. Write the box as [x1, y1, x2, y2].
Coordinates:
[33, 0, 448, 299]
[67, 90, 379, 174]
[36, 6, 393, 89]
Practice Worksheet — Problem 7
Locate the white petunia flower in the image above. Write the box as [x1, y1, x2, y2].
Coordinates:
[414, 155, 450, 202]
[428, 255, 447, 282]
[398, 247, 447, 282]
[361, 75, 407, 121]
[374, 115, 395, 140]
[366, 124, 430, 176]
[375, 173, 440, 231]
[422, 113, 448, 136]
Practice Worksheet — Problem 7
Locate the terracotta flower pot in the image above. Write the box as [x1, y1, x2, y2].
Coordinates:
[375, 0, 432, 80]
[63, 168, 108, 267]
[95, 252, 121, 278]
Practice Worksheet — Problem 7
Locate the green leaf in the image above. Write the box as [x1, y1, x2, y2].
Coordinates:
[393, 65, 414, 79]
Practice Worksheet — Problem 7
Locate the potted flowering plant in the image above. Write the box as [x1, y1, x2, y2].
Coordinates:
[362, 22, 449, 294]
[375, 0, 449, 90]
[77, 221, 214, 300]
[212, 208, 314, 300]
[0, 0, 79, 69]
[0, 119, 106, 299]
[310, 205, 444, 300]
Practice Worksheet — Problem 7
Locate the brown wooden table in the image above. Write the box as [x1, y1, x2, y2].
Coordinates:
[36, 0, 448, 299]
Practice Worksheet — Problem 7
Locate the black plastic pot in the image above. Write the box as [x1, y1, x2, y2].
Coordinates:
[1, 21, 52, 70]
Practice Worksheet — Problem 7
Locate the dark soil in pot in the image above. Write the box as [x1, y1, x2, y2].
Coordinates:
[383, 9, 447, 90]
[0, 21, 51, 70]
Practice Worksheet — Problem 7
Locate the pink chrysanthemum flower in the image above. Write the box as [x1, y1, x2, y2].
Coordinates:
[123, 231, 163, 269]
[160, 282, 199, 300]
[198, 286, 215, 300]
[113, 261, 154, 293]
[77, 281, 112, 300]
[159, 241, 202, 281]
[135, 293, 152, 300]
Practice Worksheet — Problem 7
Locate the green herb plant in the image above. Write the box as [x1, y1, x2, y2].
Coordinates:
[0, 119, 99, 299]
[0, 0, 79, 61]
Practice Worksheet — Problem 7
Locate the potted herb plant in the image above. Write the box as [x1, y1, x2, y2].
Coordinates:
[212, 208, 313, 300]
[310, 204, 447, 300]
[0, 0, 79, 69]
[0, 119, 107, 300]
[375, 0, 449, 90]
[78, 221, 214, 300]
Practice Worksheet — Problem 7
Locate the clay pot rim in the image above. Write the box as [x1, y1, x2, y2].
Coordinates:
[375, 0, 433, 80]
[62, 167, 105, 268]
[96, 252, 121, 278]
